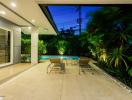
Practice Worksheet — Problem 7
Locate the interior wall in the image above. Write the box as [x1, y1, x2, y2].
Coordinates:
[0, 17, 21, 64]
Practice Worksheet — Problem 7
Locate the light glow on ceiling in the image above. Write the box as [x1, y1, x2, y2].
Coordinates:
[11, 2, 16, 8]
[28, 26, 32, 30]
[31, 19, 35, 23]
[0, 11, 6, 15]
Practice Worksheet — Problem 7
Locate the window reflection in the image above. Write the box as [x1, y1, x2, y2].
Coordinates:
[0, 28, 10, 64]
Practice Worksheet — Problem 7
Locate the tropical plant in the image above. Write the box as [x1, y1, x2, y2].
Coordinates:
[108, 47, 128, 69]
[84, 6, 132, 88]
[88, 34, 104, 59]
[128, 68, 132, 77]
[21, 38, 31, 62]
[38, 40, 47, 55]
[56, 40, 68, 55]
[87, 6, 132, 65]
[21, 38, 31, 54]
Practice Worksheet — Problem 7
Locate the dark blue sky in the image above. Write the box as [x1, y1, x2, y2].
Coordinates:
[48, 6, 102, 35]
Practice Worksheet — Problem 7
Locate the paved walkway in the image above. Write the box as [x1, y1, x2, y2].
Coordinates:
[0, 61, 132, 100]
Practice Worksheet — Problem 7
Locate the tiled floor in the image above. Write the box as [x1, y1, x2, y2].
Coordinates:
[0, 63, 31, 84]
[0, 61, 132, 100]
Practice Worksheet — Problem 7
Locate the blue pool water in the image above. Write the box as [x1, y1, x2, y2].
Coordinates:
[39, 56, 79, 60]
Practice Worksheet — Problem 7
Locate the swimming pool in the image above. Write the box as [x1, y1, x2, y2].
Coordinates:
[39, 55, 79, 60]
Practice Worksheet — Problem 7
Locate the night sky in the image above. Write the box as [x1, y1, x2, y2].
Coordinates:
[48, 6, 102, 35]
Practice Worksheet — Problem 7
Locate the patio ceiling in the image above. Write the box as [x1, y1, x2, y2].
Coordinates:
[36, 0, 132, 4]
[0, 0, 57, 35]
[0, 0, 131, 35]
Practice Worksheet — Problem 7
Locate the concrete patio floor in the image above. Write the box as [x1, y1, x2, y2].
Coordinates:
[0, 61, 132, 100]
[0, 63, 31, 85]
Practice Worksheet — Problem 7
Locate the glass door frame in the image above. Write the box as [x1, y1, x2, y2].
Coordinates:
[0, 27, 13, 67]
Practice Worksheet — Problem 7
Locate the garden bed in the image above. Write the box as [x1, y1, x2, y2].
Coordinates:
[96, 63, 132, 89]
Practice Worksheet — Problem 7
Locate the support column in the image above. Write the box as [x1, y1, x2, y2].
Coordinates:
[31, 28, 38, 65]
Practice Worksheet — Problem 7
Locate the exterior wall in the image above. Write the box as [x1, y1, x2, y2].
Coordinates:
[0, 17, 21, 65]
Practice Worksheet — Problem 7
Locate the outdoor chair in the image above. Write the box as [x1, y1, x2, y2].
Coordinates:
[47, 58, 65, 73]
[79, 58, 91, 74]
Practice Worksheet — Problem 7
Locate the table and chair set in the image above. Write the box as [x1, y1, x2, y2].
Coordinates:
[47, 57, 92, 74]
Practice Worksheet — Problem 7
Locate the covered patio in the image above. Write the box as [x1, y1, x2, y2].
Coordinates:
[0, 60, 132, 100]
[0, 0, 132, 100]
[1, 0, 132, 67]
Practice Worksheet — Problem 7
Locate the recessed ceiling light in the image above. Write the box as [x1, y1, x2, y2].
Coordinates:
[28, 27, 32, 30]
[31, 19, 35, 23]
[0, 11, 6, 15]
[11, 2, 16, 8]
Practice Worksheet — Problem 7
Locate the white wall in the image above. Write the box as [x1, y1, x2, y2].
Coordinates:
[0, 17, 21, 65]
[31, 29, 38, 65]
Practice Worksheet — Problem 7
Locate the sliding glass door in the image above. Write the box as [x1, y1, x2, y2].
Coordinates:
[0, 28, 11, 65]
